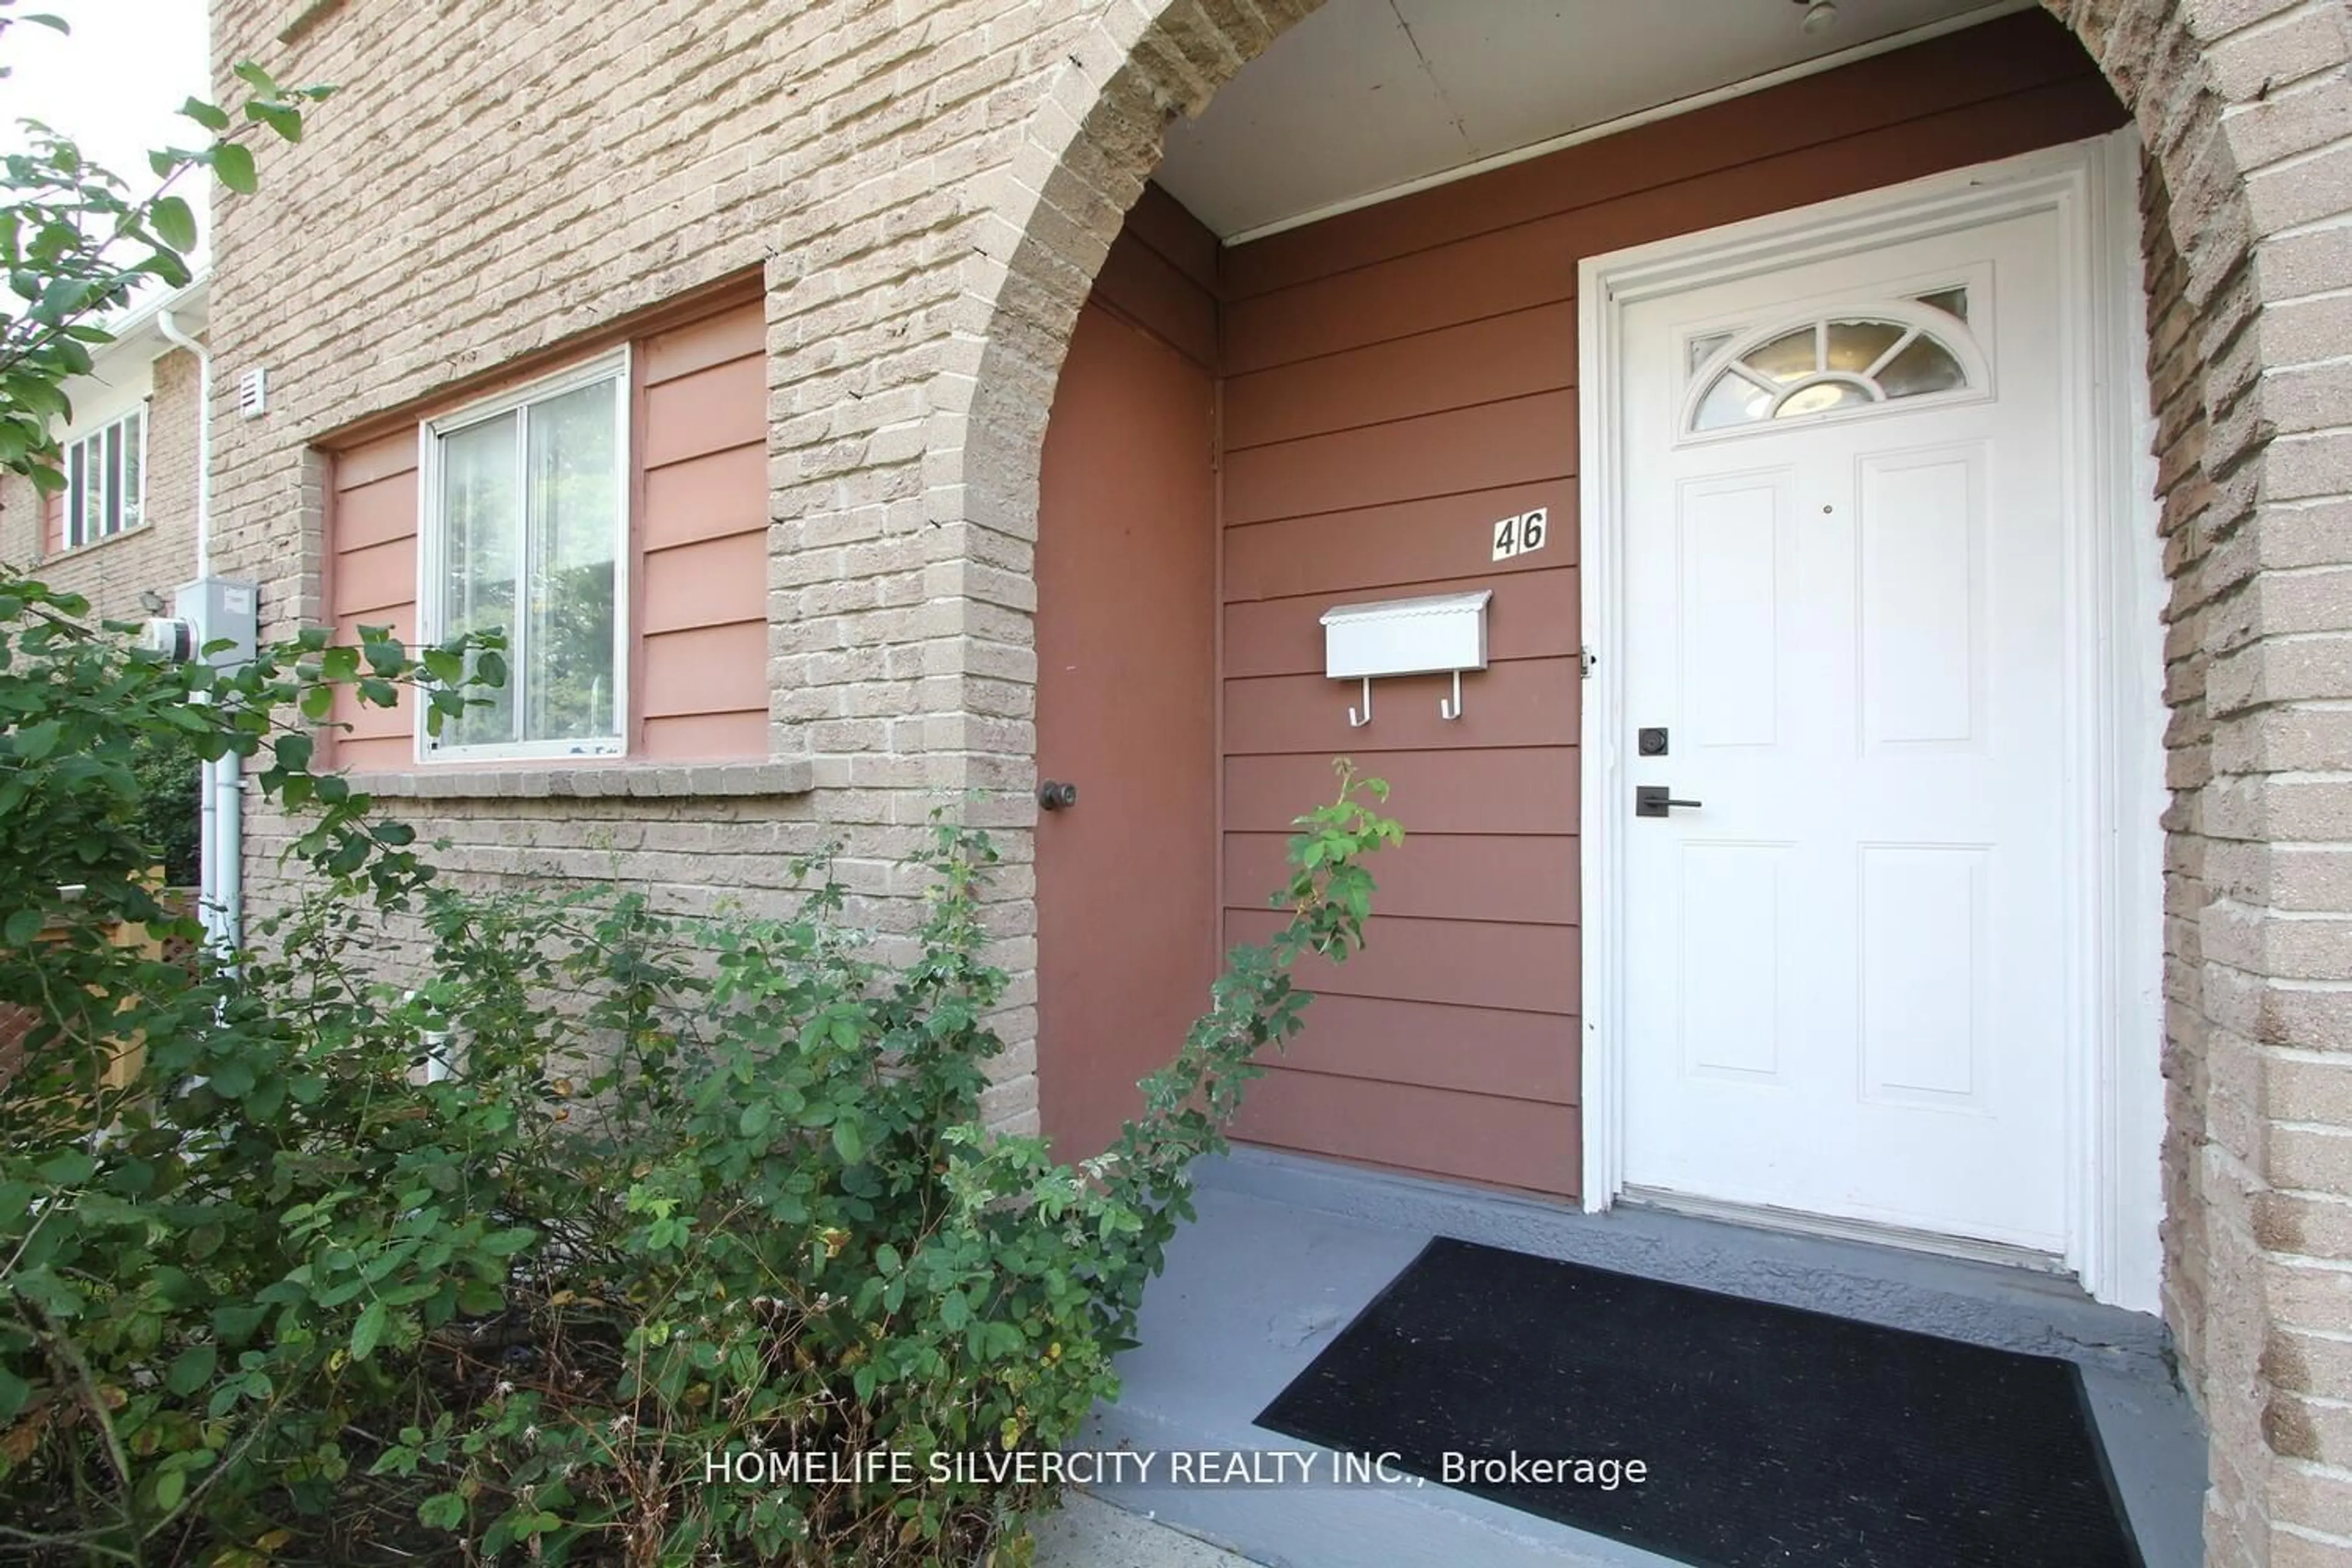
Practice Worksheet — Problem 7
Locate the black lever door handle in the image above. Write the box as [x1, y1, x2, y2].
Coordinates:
[1634, 785, 1703, 818]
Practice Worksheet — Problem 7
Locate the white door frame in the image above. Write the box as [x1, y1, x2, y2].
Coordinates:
[1576, 132, 2166, 1313]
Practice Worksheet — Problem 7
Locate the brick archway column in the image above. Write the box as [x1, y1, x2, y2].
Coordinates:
[918, 1, 2352, 1556]
[2053, 1, 2352, 1559]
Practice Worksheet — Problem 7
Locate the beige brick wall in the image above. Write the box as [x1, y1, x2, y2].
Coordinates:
[2053, 1, 2352, 1560]
[206, 0, 1094, 1128]
[203, 0, 2352, 1556]
[1, 344, 205, 624]
[2143, 140, 2219, 1457]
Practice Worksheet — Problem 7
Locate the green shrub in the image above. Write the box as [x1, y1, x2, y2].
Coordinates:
[0, 578, 1401, 1565]
[129, 729, 202, 888]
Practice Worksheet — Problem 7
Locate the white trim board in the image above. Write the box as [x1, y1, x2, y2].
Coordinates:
[1575, 132, 2165, 1313]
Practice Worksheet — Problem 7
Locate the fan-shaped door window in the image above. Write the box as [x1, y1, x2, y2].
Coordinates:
[1689, 298, 1981, 433]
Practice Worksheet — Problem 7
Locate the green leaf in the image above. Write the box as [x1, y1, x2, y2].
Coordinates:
[418, 1491, 466, 1531]
[4, 907, 42, 945]
[246, 100, 304, 143]
[11, 379, 64, 420]
[13, 718, 61, 760]
[0, 1367, 29, 1422]
[206, 1058, 255, 1099]
[480, 1226, 538, 1257]
[350, 1298, 387, 1361]
[273, 733, 312, 772]
[181, 96, 231, 132]
[36, 1149, 94, 1186]
[211, 141, 257, 194]
[244, 1073, 287, 1122]
[213, 1303, 270, 1344]
[140, 250, 194, 288]
[153, 1465, 186, 1512]
[738, 1102, 771, 1139]
[368, 1443, 419, 1477]
[167, 1343, 218, 1395]
[34, 276, 87, 323]
[149, 195, 198, 251]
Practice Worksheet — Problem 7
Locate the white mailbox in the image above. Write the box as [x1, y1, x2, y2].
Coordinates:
[1319, 589, 1492, 726]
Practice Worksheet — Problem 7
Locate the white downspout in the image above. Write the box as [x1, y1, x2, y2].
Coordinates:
[156, 305, 238, 953]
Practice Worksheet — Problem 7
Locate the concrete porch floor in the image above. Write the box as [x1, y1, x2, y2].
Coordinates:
[1071, 1147, 2206, 1568]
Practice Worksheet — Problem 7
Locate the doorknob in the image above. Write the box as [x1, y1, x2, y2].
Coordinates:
[1634, 785, 1703, 818]
[1038, 780, 1079, 811]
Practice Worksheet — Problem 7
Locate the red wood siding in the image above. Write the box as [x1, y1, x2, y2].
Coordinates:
[635, 300, 768, 759]
[322, 296, 769, 766]
[326, 430, 421, 770]
[1213, 8, 2124, 1197]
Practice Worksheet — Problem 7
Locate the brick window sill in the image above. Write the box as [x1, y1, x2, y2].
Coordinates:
[343, 760, 813, 801]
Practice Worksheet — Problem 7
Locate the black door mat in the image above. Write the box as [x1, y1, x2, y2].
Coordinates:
[1254, 1237, 2143, 1568]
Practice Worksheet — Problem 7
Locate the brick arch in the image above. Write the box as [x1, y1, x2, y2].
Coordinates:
[940, 4, 2352, 1561]
[941, 0, 1317, 685]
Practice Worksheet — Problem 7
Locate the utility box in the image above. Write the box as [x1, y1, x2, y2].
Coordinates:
[172, 578, 260, 673]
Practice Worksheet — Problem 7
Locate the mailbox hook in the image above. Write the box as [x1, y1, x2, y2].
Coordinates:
[1439, 668, 1466, 721]
[1347, 677, 1373, 728]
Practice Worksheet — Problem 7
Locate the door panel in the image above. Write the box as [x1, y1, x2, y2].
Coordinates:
[1619, 211, 2070, 1252]
[1035, 303, 1218, 1161]
[1858, 446, 1985, 748]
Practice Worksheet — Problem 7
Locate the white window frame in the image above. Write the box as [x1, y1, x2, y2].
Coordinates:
[1678, 298, 1991, 438]
[415, 350, 632, 763]
[1671, 260, 1998, 447]
[62, 402, 149, 549]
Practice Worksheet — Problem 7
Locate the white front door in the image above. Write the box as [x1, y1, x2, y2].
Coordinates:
[1617, 208, 2071, 1253]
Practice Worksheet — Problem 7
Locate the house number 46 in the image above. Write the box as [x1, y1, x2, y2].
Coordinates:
[1491, 507, 1549, 562]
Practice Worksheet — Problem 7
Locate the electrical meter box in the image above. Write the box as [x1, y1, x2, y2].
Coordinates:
[173, 578, 260, 673]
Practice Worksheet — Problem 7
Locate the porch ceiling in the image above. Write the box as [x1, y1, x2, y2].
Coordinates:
[1153, 0, 2026, 241]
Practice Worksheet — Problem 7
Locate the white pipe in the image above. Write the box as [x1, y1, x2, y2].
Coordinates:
[156, 304, 209, 576]
[156, 304, 238, 953]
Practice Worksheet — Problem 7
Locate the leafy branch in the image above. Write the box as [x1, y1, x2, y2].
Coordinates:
[0, 4, 331, 489]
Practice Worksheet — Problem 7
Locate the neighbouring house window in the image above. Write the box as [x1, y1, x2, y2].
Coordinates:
[1688, 293, 1978, 433]
[420, 353, 628, 759]
[64, 405, 146, 548]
